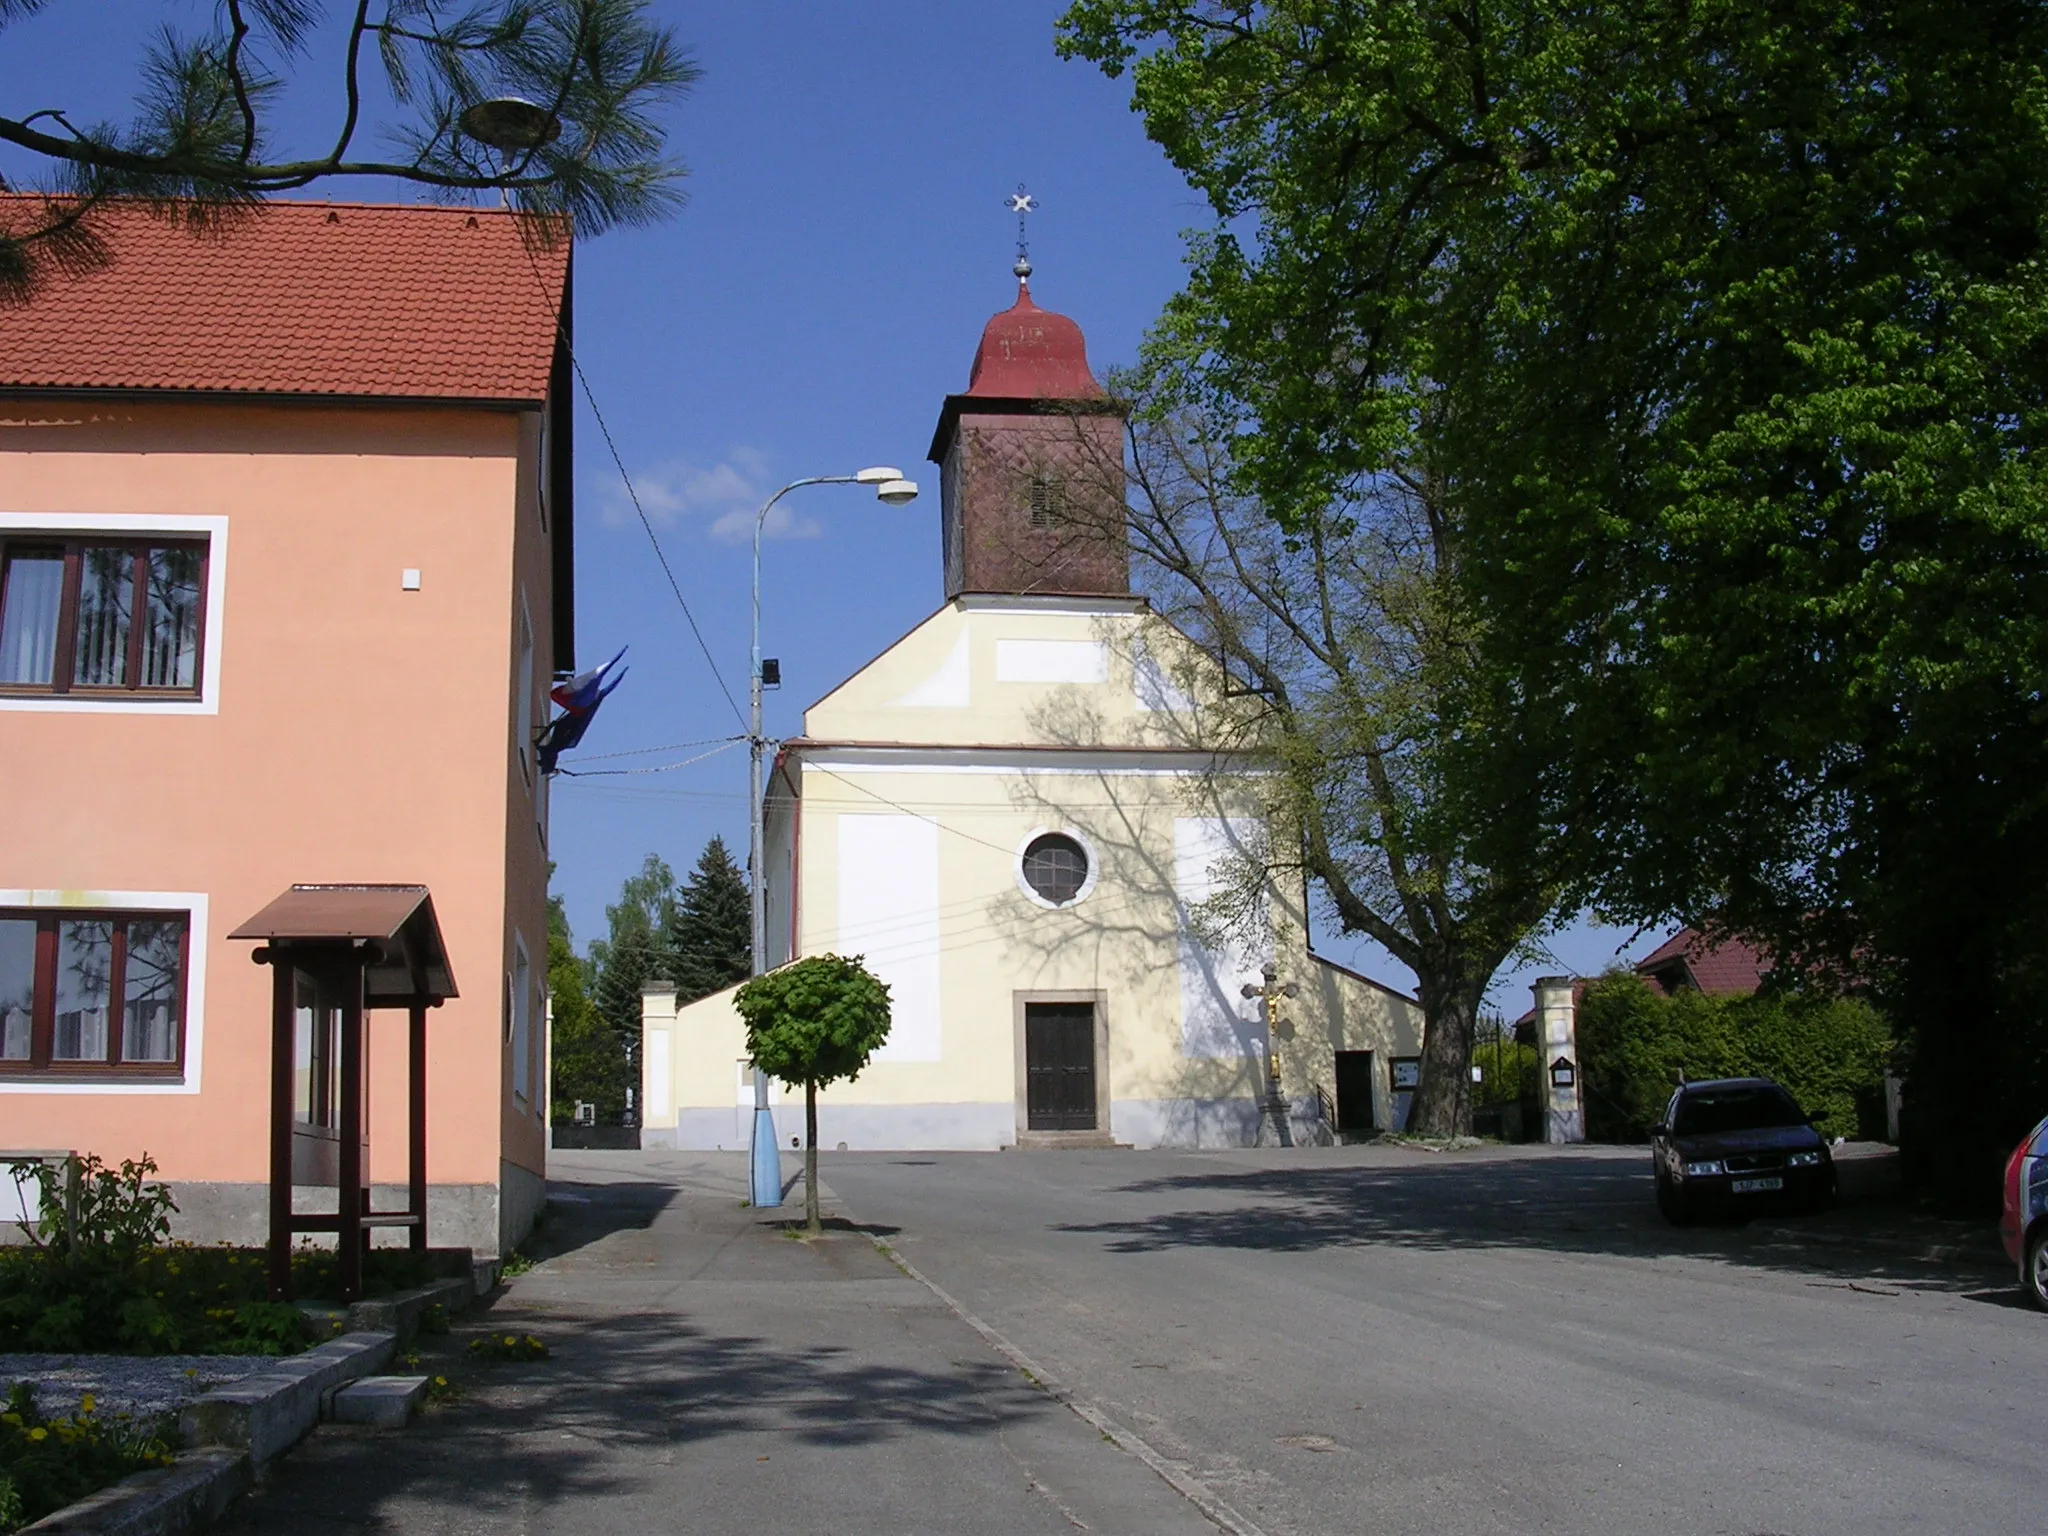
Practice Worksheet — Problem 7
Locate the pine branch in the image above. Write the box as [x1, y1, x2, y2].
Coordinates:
[0, 0, 695, 302]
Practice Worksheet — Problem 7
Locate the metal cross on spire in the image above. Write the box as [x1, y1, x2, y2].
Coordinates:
[1006, 184, 1037, 287]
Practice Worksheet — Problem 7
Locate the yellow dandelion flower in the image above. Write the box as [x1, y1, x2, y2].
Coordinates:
[29, 1427, 47, 1441]
[80, 1394, 94, 1414]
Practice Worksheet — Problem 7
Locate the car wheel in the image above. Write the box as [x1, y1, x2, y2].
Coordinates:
[2026, 1227, 2048, 1315]
[1656, 1175, 1692, 1227]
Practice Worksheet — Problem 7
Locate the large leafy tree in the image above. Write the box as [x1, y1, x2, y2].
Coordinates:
[1087, 383, 1559, 1134]
[0, 0, 694, 299]
[1061, 0, 2048, 1199]
[666, 835, 751, 1003]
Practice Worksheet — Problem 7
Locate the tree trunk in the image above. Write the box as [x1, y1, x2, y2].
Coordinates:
[1407, 978, 1483, 1138]
[804, 1079, 821, 1235]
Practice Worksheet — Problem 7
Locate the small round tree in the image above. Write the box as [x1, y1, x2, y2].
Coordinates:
[734, 955, 892, 1234]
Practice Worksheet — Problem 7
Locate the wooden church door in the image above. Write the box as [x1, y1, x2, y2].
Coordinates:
[1025, 1002, 1097, 1131]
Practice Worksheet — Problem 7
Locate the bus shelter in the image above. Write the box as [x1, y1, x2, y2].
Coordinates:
[230, 884, 456, 1301]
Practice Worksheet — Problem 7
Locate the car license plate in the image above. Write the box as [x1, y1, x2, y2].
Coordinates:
[1731, 1177, 1783, 1194]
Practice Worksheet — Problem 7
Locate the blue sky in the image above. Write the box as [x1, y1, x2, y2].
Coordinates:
[0, 3, 1645, 1007]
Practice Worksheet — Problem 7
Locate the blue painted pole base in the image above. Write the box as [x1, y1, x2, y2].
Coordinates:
[749, 1104, 783, 1207]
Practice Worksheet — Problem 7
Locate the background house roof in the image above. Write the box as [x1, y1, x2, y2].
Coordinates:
[1634, 927, 1770, 995]
[0, 198, 569, 403]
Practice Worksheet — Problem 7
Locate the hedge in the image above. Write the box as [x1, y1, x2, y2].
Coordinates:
[1576, 973, 1891, 1142]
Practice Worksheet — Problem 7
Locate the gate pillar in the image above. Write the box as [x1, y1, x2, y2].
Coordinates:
[1532, 976, 1585, 1144]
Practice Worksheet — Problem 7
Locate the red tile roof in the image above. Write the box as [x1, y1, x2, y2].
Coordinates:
[1635, 927, 1770, 995]
[0, 197, 568, 404]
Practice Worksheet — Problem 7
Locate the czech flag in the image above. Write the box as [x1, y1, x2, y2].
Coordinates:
[538, 646, 626, 773]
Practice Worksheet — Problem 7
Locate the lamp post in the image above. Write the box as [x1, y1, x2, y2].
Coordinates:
[747, 469, 918, 1209]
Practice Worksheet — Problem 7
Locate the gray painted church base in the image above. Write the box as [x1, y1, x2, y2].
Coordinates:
[641, 1097, 1275, 1152]
[158, 1178, 536, 1258]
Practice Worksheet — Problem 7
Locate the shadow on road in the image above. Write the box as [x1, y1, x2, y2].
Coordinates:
[216, 1295, 1054, 1531]
[1052, 1152, 2003, 1291]
[524, 1178, 679, 1263]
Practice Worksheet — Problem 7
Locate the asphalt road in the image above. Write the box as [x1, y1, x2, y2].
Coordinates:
[211, 1151, 1217, 1536]
[823, 1142, 2044, 1536]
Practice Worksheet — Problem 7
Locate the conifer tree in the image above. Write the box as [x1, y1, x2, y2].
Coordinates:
[666, 835, 751, 1003]
[586, 854, 678, 1116]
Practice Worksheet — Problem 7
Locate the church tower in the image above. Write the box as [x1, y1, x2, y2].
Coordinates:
[926, 267, 1129, 600]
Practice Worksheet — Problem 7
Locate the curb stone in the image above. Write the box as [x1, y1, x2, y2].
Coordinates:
[19, 1450, 250, 1536]
[27, 1269, 491, 1536]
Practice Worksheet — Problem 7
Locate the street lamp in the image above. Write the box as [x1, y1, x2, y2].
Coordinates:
[747, 469, 919, 1209]
[458, 97, 563, 152]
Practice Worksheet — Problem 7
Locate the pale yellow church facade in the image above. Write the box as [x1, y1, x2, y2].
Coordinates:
[640, 283, 1422, 1151]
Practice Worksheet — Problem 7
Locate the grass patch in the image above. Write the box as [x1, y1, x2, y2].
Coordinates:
[0, 1383, 174, 1534]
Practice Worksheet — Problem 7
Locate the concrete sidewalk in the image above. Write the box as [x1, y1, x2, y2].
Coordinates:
[211, 1151, 1218, 1536]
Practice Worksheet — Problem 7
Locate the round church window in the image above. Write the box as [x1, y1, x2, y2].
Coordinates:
[1021, 833, 1090, 906]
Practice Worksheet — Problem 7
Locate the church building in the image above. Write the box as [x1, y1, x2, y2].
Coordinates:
[639, 274, 1424, 1151]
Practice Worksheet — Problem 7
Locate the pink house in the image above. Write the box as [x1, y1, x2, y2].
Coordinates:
[0, 198, 572, 1256]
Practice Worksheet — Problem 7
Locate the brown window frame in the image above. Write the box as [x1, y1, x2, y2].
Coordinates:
[0, 909, 191, 1078]
[0, 534, 211, 699]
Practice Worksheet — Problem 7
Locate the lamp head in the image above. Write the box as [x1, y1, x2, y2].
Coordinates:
[874, 478, 920, 506]
[458, 97, 563, 152]
[854, 466, 905, 485]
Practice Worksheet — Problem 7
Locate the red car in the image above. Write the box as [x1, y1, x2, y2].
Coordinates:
[1999, 1114, 2048, 1313]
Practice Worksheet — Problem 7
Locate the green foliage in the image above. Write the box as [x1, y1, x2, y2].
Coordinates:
[0, 1, 697, 302]
[1469, 1032, 1536, 1112]
[563, 842, 756, 1126]
[0, 1235, 438, 1357]
[1058, 0, 2048, 1201]
[0, 1381, 175, 1534]
[1112, 377, 1563, 1138]
[667, 836, 752, 1003]
[1577, 975, 1892, 1143]
[589, 852, 676, 1036]
[8, 1154, 175, 1258]
[547, 889, 625, 1127]
[735, 955, 892, 1093]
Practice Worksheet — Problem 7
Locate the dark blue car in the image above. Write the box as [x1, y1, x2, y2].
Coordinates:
[1651, 1077, 1837, 1225]
[1999, 1114, 2048, 1313]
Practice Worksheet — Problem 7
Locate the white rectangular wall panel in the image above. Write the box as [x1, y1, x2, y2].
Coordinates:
[1134, 644, 1195, 713]
[645, 1030, 672, 1121]
[837, 812, 943, 1062]
[995, 638, 1108, 684]
[1175, 818, 1269, 1060]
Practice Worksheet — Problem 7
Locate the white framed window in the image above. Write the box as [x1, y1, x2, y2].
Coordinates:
[511, 933, 532, 1105]
[0, 514, 228, 715]
[0, 890, 209, 1094]
[515, 594, 535, 786]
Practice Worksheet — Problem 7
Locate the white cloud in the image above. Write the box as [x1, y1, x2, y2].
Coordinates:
[597, 447, 821, 542]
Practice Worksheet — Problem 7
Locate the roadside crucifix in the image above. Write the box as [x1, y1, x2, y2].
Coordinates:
[1241, 966, 1299, 1148]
